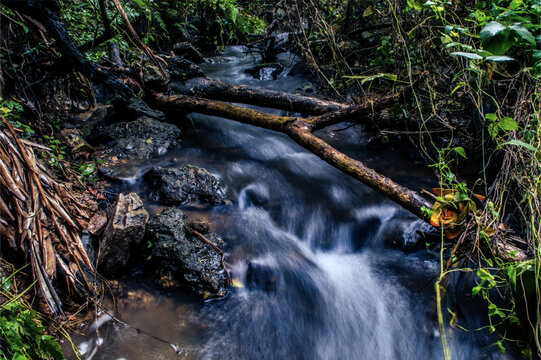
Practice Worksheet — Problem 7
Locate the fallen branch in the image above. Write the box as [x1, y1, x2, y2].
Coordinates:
[154, 92, 432, 220]
[153, 91, 529, 260]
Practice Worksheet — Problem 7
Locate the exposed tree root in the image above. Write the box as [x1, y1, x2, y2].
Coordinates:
[0, 117, 100, 315]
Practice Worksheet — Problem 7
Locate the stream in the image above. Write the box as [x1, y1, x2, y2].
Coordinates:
[69, 46, 515, 360]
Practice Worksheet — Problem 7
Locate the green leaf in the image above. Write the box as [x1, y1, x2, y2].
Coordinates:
[478, 268, 493, 281]
[509, 23, 536, 45]
[509, 0, 523, 8]
[452, 146, 467, 158]
[501, 139, 537, 152]
[480, 22, 514, 55]
[472, 285, 482, 297]
[485, 113, 498, 122]
[485, 55, 515, 62]
[496, 340, 506, 354]
[480, 21, 507, 43]
[450, 51, 483, 60]
[498, 117, 518, 131]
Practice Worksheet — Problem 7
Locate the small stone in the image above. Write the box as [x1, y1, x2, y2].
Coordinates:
[87, 214, 108, 236]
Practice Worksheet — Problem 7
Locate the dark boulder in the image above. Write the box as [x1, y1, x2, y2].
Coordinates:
[91, 116, 181, 161]
[144, 165, 226, 205]
[172, 42, 205, 64]
[142, 62, 170, 91]
[145, 207, 227, 298]
[165, 56, 205, 81]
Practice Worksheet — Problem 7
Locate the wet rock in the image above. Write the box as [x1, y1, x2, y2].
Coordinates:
[165, 56, 205, 81]
[80, 105, 113, 139]
[144, 165, 226, 205]
[98, 193, 149, 276]
[145, 207, 227, 298]
[93, 116, 181, 160]
[172, 42, 205, 64]
[246, 262, 278, 292]
[61, 129, 94, 157]
[112, 96, 166, 122]
[143, 62, 170, 91]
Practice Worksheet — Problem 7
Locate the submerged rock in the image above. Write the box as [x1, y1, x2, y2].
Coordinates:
[98, 193, 149, 276]
[145, 207, 227, 298]
[92, 116, 181, 161]
[144, 165, 226, 205]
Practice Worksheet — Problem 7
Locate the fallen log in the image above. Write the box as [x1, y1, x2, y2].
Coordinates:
[153, 91, 529, 261]
[170, 77, 349, 115]
[154, 92, 433, 220]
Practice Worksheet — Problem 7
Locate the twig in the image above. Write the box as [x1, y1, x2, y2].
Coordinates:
[189, 229, 231, 284]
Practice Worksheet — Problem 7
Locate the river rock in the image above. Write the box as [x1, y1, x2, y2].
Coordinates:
[144, 165, 226, 205]
[112, 96, 166, 122]
[143, 62, 170, 91]
[145, 207, 227, 298]
[98, 193, 149, 276]
[92, 116, 181, 160]
[165, 56, 205, 81]
[172, 42, 205, 63]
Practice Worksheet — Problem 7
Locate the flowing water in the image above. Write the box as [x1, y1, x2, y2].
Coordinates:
[69, 46, 516, 360]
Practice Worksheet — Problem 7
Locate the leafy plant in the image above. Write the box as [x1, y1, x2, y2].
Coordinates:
[0, 267, 64, 360]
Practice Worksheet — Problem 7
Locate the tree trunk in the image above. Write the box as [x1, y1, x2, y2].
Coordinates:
[3, 0, 132, 99]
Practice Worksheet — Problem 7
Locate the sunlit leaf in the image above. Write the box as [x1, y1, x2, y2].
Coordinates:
[498, 117, 518, 131]
[501, 139, 537, 152]
[485, 55, 515, 62]
[450, 51, 483, 60]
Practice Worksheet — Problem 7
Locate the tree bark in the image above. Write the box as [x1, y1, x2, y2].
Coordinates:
[170, 77, 349, 115]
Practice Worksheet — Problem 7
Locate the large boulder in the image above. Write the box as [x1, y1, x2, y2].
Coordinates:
[98, 193, 149, 276]
[145, 207, 227, 298]
[92, 116, 181, 161]
[144, 165, 226, 205]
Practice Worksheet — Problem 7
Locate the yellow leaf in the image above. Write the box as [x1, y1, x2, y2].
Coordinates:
[363, 6, 373, 17]
[231, 278, 244, 288]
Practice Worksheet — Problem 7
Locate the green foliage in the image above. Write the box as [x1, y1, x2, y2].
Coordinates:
[0, 270, 64, 360]
[0, 99, 34, 139]
[42, 135, 66, 169]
